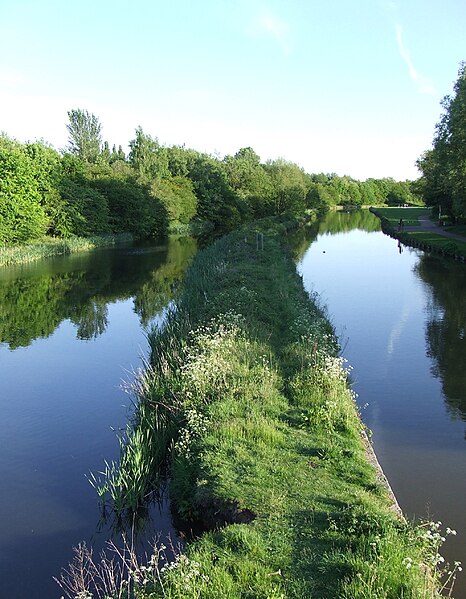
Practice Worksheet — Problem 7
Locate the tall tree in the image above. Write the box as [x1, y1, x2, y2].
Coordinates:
[417, 63, 466, 219]
[128, 127, 169, 181]
[264, 158, 310, 215]
[66, 109, 102, 163]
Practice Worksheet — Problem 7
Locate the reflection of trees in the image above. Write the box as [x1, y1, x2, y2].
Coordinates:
[318, 209, 381, 234]
[134, 237, 197, 327]
[0, 237, 197, 349]
[416, 255, 466, 421]
[290, 210, 380, 263]
[289, 223, 319, 262]
[72, 300, 109, 340]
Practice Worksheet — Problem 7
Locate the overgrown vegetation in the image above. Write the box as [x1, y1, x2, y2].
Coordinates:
[68, 219, 450, 598]
[0, 232, 132, 267]
[1, 110, 420, 259]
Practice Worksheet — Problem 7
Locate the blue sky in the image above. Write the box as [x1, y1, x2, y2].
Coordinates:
[0, 0, 464, 180]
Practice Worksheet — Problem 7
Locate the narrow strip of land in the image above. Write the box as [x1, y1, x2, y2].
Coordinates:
[81, 218, 441, 599]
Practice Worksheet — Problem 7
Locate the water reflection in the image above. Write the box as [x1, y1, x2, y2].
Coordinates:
[318, 208, 381, 234]
[297, 211, 466, 597]
[289, 209, 381, 263]
[0, 237, 197, 349]
[416, 255, 466, 422]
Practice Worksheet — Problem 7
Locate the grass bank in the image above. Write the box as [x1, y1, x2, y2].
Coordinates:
[371, 207, 430, 227]
[0, 233, 133, 267]
[371, 207, 466, 260]
[68, 218, 449, 598]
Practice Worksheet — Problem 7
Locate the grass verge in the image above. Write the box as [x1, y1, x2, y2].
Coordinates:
[73, 218, 449, 598]
[445, 224, 466, 237]
[406, 231, 466, 258]
[0, 233, 133, 267]
[371, 208, 466, 260]
[371, 207, 430, 227]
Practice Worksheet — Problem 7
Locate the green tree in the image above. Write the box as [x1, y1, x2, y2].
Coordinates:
[187, 152, 245, 230]
[66, 109, 102, 163]
[128, 127, 169, 182]
[152, 176, 198, 226]
[306, 182, 332, 215]
[264, 158, 310, 215]
[0, 135, 48, 243]
[166, 145, 189, 177]
[223, 147, 272, 216]
[417, 63, 466, 220]
[92, 175, 168, 239]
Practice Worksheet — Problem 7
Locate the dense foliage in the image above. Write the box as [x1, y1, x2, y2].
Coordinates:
[417, 62, 466, 221]
[1, 110, 420, 245]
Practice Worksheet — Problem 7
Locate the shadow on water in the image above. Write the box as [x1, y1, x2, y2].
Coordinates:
[416, 254, 466, 424]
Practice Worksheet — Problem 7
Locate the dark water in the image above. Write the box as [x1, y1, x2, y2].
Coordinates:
[298, 210, 466, 596]
[0, 237, 197, 599]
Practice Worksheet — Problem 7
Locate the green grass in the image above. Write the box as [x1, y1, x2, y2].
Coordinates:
[80, 218, 445, 598]
[371, 208, 466, 259]
[406, 231, 466, 258]
[371, 207, 430, 227]
[0, 233, 133, 267]
[445, 224, 466, 237]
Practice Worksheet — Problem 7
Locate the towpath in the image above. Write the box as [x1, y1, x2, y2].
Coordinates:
[404, 215, 466, 243]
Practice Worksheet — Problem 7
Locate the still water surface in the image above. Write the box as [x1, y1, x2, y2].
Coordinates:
[0, 237, 196, 598]
[298, 210, 466, 596]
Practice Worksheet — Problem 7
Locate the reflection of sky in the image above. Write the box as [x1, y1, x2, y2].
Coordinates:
[144, 300, 176, 334]
[386, 302, 411, 358]
[0, 298, 168, 597]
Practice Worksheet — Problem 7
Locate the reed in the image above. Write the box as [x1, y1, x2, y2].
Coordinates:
[0, 233, 133, 267]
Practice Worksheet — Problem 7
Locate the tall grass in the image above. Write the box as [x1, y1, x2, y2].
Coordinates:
[0, 233, 133, 267]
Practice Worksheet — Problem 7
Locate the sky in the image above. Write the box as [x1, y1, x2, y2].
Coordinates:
[0, 0, 465, 181]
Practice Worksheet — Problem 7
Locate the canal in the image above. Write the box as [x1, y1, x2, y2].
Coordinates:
[298, 209, 466, 596]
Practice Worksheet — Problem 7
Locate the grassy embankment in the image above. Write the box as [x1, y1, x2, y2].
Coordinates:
[0, 233, 133, 267]
[371, 207, 466, 260]
[70, 218, 450, 599]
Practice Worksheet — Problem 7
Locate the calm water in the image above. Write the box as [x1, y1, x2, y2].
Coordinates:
[298, 210, 466, 596]
[0, 237, 197, 599]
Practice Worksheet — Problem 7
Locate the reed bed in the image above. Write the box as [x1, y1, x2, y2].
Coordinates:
[0, 233, 133, 267]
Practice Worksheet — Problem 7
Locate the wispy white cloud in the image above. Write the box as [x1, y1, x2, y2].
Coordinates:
[395, 25, 436, 95]
[258, 11, 292, 55]
[243, 1, 292, 56]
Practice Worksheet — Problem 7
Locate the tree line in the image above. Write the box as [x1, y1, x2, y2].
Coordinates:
[417, 62, 466, 222]
[0, 109, 420, 245]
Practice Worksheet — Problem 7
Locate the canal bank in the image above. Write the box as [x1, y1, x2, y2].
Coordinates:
[370, 206, 466, 261]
